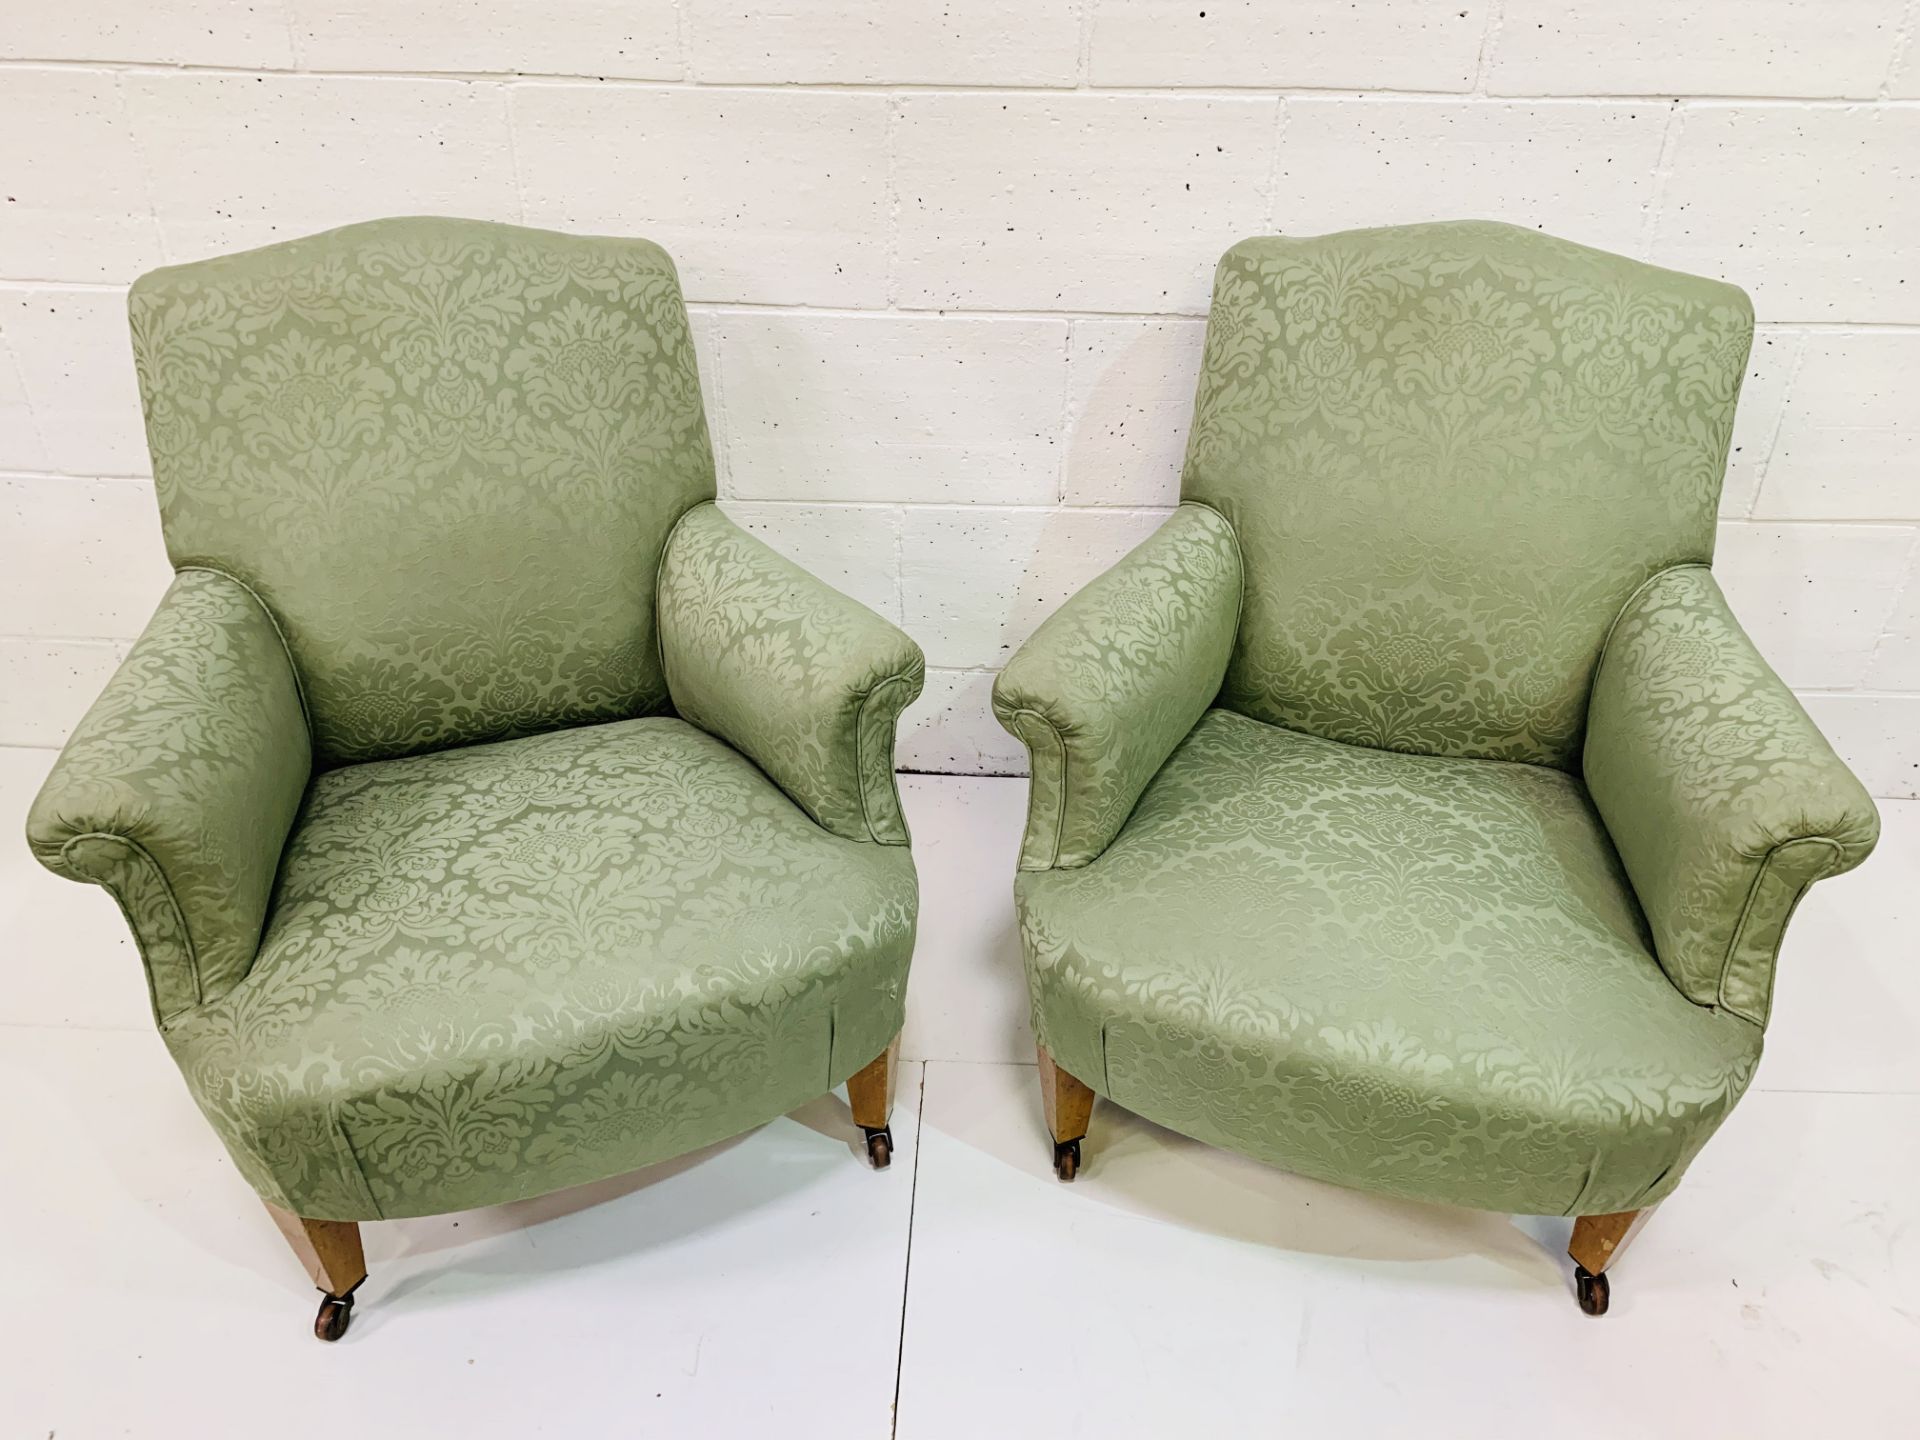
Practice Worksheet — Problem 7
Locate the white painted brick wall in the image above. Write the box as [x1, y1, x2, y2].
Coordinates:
[291, 3, 682, 79]
[1275, 99, 1669, 257]
[514, 85, 890, 306]
[1086, 3, 1488, 91]
[708, 312, 1068, 505]
[1062, 318, 1206, 508]
[894, 93, 1278, 313]
[1649, 105, 1920, 323]
[1485, 1, 1901, 98]
[1, 1, 1916, 798]
[1751, 332, 1919, 519]
[688, 2, 1082, 87]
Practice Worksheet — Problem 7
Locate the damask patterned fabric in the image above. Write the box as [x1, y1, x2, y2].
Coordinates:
[164, 718, 917, 1220]
[27, 569, 310, 1022]
[999, 222, 1876, 1217]
[1586, 566, 1878, 1025]
[1186, 220, 1751, 769]
[661, 504, 924, 846]
[992, 503, 1240, 869]
[1018, 709, 1762, 1217]
[129, 216, 714, 767]
[29, 218, 924, 1224]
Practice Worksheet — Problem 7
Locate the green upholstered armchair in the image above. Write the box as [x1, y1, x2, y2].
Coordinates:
[993, 221, 1878, 1315]
[25, 217, 923, 1341]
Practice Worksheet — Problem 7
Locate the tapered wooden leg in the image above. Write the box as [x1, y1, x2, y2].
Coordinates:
[847, 1033, 901, 1169]
[266, 1201, 367, 1341]
[1037, 1046, 1096, 1182]
[1568, 1207, 1653, 1317]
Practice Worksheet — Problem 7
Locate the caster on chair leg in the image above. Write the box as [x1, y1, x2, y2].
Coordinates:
[314, 1290, 355, 1342]
[1574, 1265, 1610, 1317]
[1052, 1137, 1082, 1182]
[862, 1125, 893, 1170]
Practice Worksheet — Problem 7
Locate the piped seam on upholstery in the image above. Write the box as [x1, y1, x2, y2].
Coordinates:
[854, 665, 923, 845]
[1717, 834, 1845, 1027]
[58, 830, 201, 1027]
[1586, 560, 1713, 716]
[176, 564, 317, 746]
[1006, 706, 1069, 870]
[1176, 497, 1247, 651]
[652, 496, 716, 702]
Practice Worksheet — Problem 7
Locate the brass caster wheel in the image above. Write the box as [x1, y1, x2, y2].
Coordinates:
[314, 1291, 354, 1342]
[1574, 1265, 1610, 1317]
[863, 1125, 893, 1170]
[1052, 1137, 1081, 1182]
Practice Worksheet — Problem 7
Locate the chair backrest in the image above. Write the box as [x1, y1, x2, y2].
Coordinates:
[1181, 220, 1751, 770]
[130, 216, 716, 767]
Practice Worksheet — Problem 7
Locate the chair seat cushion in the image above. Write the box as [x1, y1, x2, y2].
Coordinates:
[1016, 709, 1761, 1216]
[167, 716, 916, 1220]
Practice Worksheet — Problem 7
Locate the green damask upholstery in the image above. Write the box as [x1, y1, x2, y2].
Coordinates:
[993, 503, 1240, 869]
[660, 504, 923, 846]
[128, 216, 713, 767]
[27, 569, 310, 1022]
[27, 217, 923, 1226]
[997, 221, 1877, 1219]
[167, 718, 915, 1220]
[1586, 566, 1877, 1026]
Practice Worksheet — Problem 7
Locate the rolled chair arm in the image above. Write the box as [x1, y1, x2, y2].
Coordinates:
[993, 502, 1242, 871]
[658, 503, 924, 844]
[1584, 564, 1878, 1026]
[25, 569, 312, 1023]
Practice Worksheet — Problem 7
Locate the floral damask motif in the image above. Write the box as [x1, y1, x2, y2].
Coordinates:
[1186, 220, 1751, 770]
[129, 216, 716, 765]
[25, 570, 311, 1020]
[158, 715, 917, 1218]
[1019, 709, 1764, 1216]
[659, 504, 924, 847]
[992, 503, 1242, 870]
[997, 222, 1875, 1219]
[1386, 278, 1554, 402]
[1585, 566, 1878, 1024]
[30, 218, 926, 1223]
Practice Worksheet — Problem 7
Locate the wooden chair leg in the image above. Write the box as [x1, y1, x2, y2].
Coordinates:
[266, 1201, 367, 1342]
[1568, 1207, 1653, 1317]
[1037, 1045, 1096, 1182]
[846, 1032, 901, 1169]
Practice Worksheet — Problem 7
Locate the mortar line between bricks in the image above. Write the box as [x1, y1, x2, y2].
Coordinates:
[1, 59, 1917, 105]
[680, 499, 1920, 529]
[1858, 529, 1920, 684]
[883, 94, 903, 310]
[6, 475, 1920, 530]
[10, 283, 1920, 336]
[670, 0, 693, 85]
[280, 2, 305, 70]
[1055, 319, 1074, 503]
[1882, 0, 1919, 101]
[499, 85, 530, 225]
[1470, 0, 1507, 97]
[1263, 95, 1287, 230]
[1742, 332, 1812, 519]
[108, 70, 169, 266]
[1638, 100, 1688, 260]
[1074, 0, 1095, 89]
